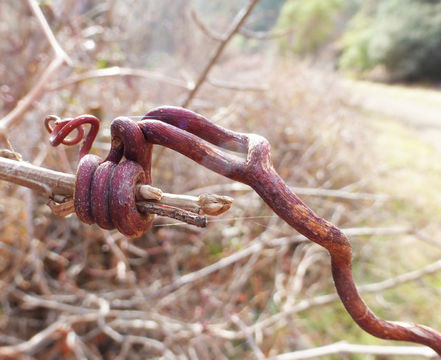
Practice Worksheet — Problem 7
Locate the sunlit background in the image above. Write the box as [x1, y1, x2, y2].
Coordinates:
[1, 1, 440, 359]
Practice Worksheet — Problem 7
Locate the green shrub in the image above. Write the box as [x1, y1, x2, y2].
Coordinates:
[340, 0, 441, 81]
[276, 0, 348, 54]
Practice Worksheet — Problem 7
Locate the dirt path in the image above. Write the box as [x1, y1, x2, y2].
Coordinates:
[343, 80, 441, 152]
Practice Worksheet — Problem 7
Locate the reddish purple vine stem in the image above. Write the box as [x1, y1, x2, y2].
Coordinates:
[45, 107, 441, 354]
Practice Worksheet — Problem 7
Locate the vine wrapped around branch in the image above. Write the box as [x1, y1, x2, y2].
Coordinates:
[0, 155, 233, 228]
[39, 106, 441, 354]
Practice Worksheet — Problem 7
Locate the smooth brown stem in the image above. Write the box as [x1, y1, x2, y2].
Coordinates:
[250, 167, 441, 352]
[137, 106, 441, 354]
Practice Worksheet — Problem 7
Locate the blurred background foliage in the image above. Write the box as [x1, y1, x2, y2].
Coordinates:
[269, 0, 441, 81]
[0, 0, 440, 359]
[339, 0, 441, 81]
[276, 0, 348, 55]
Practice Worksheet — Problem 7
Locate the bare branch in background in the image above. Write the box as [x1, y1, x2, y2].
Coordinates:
[0, 57, 64, 132]
[266, 342, 438, 360]
[0, 321, 68, 358]
[0, 0, 72, 132]
[269, 226, 410, 246]
[190, 7, 224, 42]
[48, 66, 191, 91]
[239, 25, 297, 40]
[231, 314, 266, 360]
[191, 5, 297, 42]
[115, 233, 439, 309]
[26, 0, 72, 64]
[182, 0, 260, 107]
[249, 258, 441, 335]
[191, 3, 300, 42]
[48, 66, 267, 94]
[187, 182, 389, 201]
[207, 77, 268, 92]
[1, 1, 440, 358]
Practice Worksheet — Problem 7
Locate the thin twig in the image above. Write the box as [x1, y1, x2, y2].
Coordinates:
[127, 242, 441, 335]
[120, 226, 417, 303]
[231, 314, 266, 360]
[0, 0, 72, 132]
[49, 67, 268, 94]
[190, 7, 224, 41]
[268, 226, 410, 247]
[48, 66, 190, 91]
[26, 0, 72, 64]
[0, 57, 64, 131]
[145, 241, 264, 300]
[191, 6, 298, 42]
[0, 321, 68, 357]
[0, 156, 232, 226]
[186, 182, 389, 201]
[158, 192, 233, 216]
[249, 258, 441, 335]
[266, 342, 437, 359]
[239, 25, 297, 40]
[207, 77, 268, 92]
[138, 202, 207, 228]
[181, 0, 260, 107]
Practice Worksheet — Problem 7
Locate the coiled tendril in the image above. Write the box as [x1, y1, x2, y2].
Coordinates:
[45, 114, 153, 237]
[45, 107, 441, 354]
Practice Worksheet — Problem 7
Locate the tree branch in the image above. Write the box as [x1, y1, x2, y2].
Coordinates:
[26, 0, 72, 64]
[191, 4, 297, 41]
[0, 156, 233, 227]
[190, 7, 224, 41]
[239, 25, 297, 40]
[181, 0, 260, 107]
[0, 57, 64, 132]
[207, 77, 268, 92]
[0, 321, 68, 357]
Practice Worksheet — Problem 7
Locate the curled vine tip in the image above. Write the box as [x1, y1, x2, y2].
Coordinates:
[44, 114, 100, 158]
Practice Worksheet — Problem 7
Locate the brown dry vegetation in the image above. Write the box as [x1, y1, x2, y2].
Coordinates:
[0, 1, 440, 359]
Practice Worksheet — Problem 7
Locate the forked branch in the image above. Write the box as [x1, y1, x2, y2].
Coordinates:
[182, 0, 259, 107]
[0, 0, 71, 133]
